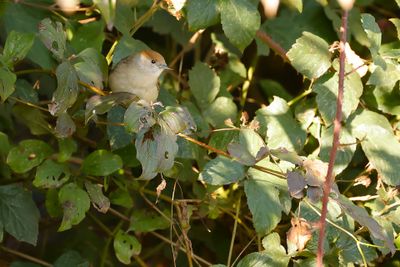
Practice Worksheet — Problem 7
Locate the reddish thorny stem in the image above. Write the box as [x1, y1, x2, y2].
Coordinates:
[316, 10, 348, 266]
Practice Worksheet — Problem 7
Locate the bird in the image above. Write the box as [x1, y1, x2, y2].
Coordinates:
[108, 49, 170, 103]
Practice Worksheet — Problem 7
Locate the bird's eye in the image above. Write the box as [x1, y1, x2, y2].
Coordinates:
[151, 59, 156, 64]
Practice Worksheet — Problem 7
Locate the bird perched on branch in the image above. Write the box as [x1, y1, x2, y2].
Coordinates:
[108, 49, 170, 103]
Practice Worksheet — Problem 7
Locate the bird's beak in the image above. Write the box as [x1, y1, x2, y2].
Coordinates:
[161, 64, 173, 71]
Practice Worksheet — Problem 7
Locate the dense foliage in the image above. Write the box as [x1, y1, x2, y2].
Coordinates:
[0, 0, 400, 266]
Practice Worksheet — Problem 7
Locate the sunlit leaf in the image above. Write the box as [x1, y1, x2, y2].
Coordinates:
[349, 109, 400, 186]
[367, 62, 400, 90]
[203, 96, 237, 127]
[124, 101, 156, 133]
[199, 156, 245, 185]
[0, 67, 16, 102]
[256, 97, 306, 152]
[187, 0, 220, 31]
[57, 138, 77, 162]
[287, 31, 331, 79]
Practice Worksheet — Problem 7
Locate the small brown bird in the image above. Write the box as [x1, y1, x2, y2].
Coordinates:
[108, 49, 170, 103]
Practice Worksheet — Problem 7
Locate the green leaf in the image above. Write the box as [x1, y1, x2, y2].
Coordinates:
[335, 195, 396, 254]
[82, 150, 123, 176]
[287, 31, 331, 79]
[13, 105, 52, 135]
[7, 139, 53, 173]
[70, 20, 105, 53]
[129, 210, 170, 233]
[85, 181, 110, 213]
[188, 62, 220, 110]
[313, 70, 363, 126]
[112, 36, 147, 67]
[114, 230, 142, 264]
[53, 250, 89, 267]
[58, 183, 90, 231]
[199, 156, 245, 185]
[364, 86, 400, 116]
[259, 79, 292, 102]
[262, 1, 336, 51]
[124, 101, 156, 134]
[228, 128, 267, 166]
[349, 109, 400, 186]
[45, 188, 62, 218]
[367, 62, 400, 90]
[237, 232, 289, 267]
[13, 79, 39, 103]
[159, 106, 196, 134]
[0, 184, 40, 245]
[0, 67, 16, 102]
[209, 130, 240, 152]
[74, 48, 107, 89]
[93, 0, 116, 31]
[244, 165, 285, 234]
[220, 0, 260, 51]
[203, 96, 237, 127]
[1, 31, 35, 67]
[55, 112, 76, 138]
[0, 131, 10, 156]
[57, 138, 77, 162]
[108, 106, 133, 150]
[256, 97, 306, 152]
[114, 1, 136, 35]
[361, 14, 381, 60]
[38, 18, 67, 61]
[33, 159, 70, 189]
[389, 18, 400, 40]
[50, 61, 79, 116]
[109, 188, 133, 208]
[187, 0, 220, 31]
[282, 0, 303, 12]
[319, 126, 356, 174]
[135, 124, 178, 180]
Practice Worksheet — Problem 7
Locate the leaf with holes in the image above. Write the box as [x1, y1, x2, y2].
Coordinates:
[114, 230, 142, 264]
[38, 18, 66, 61]
[33, 159, 70, 189]
[124, 101, 156, 134]
[1, 31, 35, 67]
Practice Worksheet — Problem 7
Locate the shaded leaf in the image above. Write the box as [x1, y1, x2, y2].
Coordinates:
[93, 0, 116, 30]
[220, 0, 260, 51]
[50, 61, 79, 116]
[0, 184, 40, 245]
[203, 96, 237, 127]
[0, 67, 16, 102]
[287, 171, 306, 199]
[187, 0, 220, 31]
[209, 130, 240, 152]
[287, 31, 331, 79]
[55, 112, 76, 138]
[112, 36, 147, 67]
[237, 232, 289, 267]
[57, 138, 77, 162]
[114, 230, 141, 264]
[53, 250, 89, 267]
[70, 19, 105, 53]
[108, 106, 133, 150]
[159, 106, 197, 134]
[7, 139, 53, 173]
[228, 128, 267, 165]
[135, 124, 178, 180]
[124, 101, 156, 134]
[129, 210, 170, 233]
[58, 183, 90, 231]
[188, 62, 220, 110]
[13, 105, 52, 135]
[33, 159, 70, 189]
[361, 13, 382, 65]
[82, 150, 123, 176]
[0, 131, 10, 156]
[109, 188, 133, 209]
[1, 31, 35, 67]
[74, 48, 107, 89]
[85, 182, 110, 213]
[199, 156, 245, 185]
[38, 18, 66, 61]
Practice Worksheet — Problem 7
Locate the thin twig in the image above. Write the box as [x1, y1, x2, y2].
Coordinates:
[317, 10, 348, 267]
[0, 246, 52, 267]
[256, 30, 289, 62]
[170, 30, 205, 67]
[227, 192, 242, 267]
